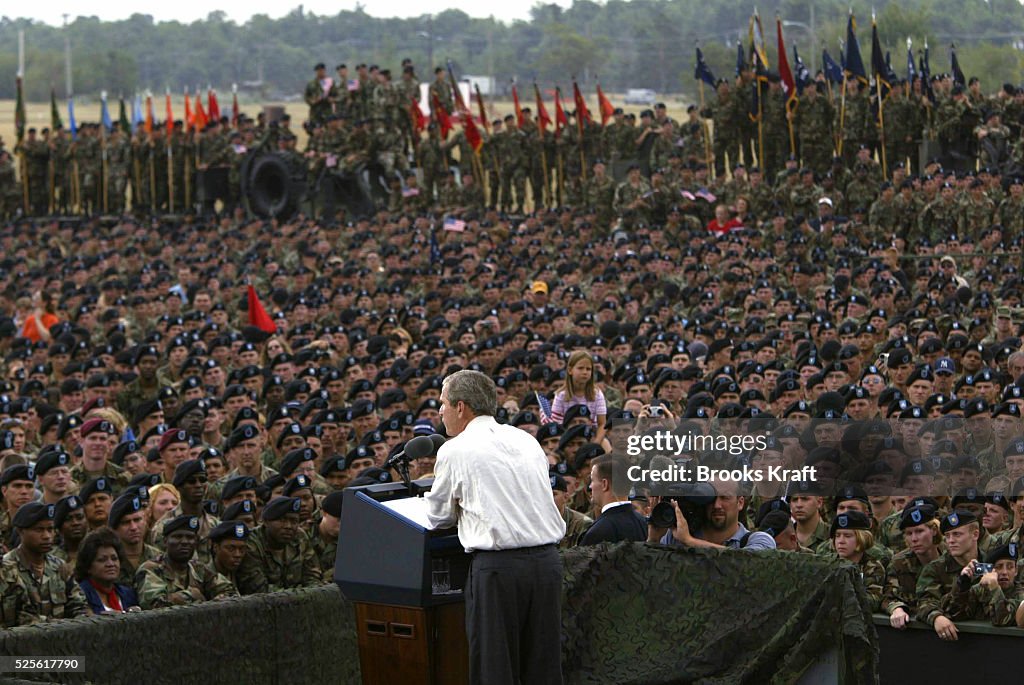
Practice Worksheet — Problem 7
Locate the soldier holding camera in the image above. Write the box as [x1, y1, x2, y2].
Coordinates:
[941, 544, 1024, 627]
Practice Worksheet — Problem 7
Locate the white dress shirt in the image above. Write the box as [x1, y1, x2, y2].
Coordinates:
[425, 415, 567, 552]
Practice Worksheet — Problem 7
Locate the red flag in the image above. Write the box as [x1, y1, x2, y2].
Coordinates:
[144, 94, 153, 133]
[534, 83, 552, 132]
[572, 80, 591, 129]
[554, 87, 568, 137]
[463, 113, 483, 154]
[446, 64, 469, 114]
[193, 95, 208, 130]
[410, 97, 427, 134]
[512, 84, 524, 127]
[184, 89, 193, 133]
[208, 89, 220, 121]
[596, 83, 614, 125]
[431, 93, 452, 139]
[231, 85, 240, 127]
[247, 285, 277, 334]
[165, 91, 174, 136]
[474, 84, 490, 133]
[776, 18, 798, 113]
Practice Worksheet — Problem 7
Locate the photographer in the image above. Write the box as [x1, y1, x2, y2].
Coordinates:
[943, 544, 1024, 627]
[649, 478, 776, 550]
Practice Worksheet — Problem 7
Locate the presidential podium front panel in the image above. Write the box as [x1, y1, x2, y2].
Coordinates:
[335, 480, 469, 685]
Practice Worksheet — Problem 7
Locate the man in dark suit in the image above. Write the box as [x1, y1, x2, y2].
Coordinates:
[579, 455, 647, 545]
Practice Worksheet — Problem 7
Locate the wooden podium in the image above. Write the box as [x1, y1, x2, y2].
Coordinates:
[335, 480, 470, 685]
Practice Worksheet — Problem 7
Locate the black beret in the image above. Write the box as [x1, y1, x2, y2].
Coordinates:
[940, 510, 977, 534]
[221, 475, 258, 500]
[282, 474, 313, 496]
[279, 448, 317, 478]
[163, 514, 201, 537]
[261, 496, 302, 521]
[221, 499, 257, 520]
[108, 493, 144, 528]
[34, 451, 71, 477]
[54, 495, 83, 528]
[226, 424, 260, 450]
[209, 520, 250, 543]
[829, 510, 872, 536]
[79, 477, 114, 502]
[1, 464, 34, 486]
[319, 456, 346, 477]
[172, 459, 207, 488]
[12, 501, 55, 528]
[321, 490, 345, 518]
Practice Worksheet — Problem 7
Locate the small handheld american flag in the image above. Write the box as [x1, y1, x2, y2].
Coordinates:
[536, 392, 555, 425]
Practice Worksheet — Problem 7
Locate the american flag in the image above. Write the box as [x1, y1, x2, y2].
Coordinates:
[536, 392, 555, 425]
[443, 217, 466, 232]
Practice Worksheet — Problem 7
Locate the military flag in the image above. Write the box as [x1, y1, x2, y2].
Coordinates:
[793, 46, 812, 95]
[14, 77, 25, 144]
[572, 80, 591, 130]
[554, 87, 568, 137]
[101, 91, 113, 132]
[776, 18, 797, 113]
[144, 93, 153, 134]
[512, 83, 524, 127]
[193, 94, 208, 131]
[535, 83, 552, 131]
[596, 83, 614, 125]
[822, 49, 844, 84]
[735, 41, 746, 77]
[951, 44, 965, 87]
[118, 96, 131, 134]
[208, 89, 221, 121]
[409, 98, 426, 134]
[474, 84, 490, 133]
[907, 38, 916, 83]
[695, 47, 717, 88]
[184, 89, 193, 133]
[845, 11, 868, 85]
[165, 90, 174, 135]
[68, 96, 78, 141]
[51, 88, 63, 131]
[231, 84, 240, 127]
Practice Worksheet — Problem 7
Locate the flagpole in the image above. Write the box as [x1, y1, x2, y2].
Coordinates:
[698, 79, 713, 177]
[838, 71, 848, 157]
[757, 76, 764, 168]
[184, 89, 192, 211]
[535, 84, 551, 209]
[17, 34, 30, 216]
[878, 96, 888, 180]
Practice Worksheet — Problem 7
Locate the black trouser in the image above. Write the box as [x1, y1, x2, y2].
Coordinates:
[466, 544, 562, 685]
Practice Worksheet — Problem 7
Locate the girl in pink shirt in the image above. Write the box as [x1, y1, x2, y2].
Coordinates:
[550, 350, 607, 446]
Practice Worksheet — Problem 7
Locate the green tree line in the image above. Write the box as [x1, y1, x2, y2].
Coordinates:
[1, 0, 1022, 103]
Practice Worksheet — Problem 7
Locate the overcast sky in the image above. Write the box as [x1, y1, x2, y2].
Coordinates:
[10, 1, 574, 27]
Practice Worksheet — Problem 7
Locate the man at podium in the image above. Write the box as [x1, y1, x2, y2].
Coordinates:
[425, 370, 566, 685]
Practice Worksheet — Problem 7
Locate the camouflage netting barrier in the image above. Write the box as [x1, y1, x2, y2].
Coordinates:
[1, 546, 876, 685]
[0, 585, 360, 685]
[560, 542, 879, 685]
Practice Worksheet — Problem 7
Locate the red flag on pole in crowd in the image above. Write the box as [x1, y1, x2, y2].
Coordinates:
[776, 17, 798, 112]
[231, 84, 240, 127]
[534, 83, 552, 132]
[193, 94, 208, 130]
[165, 90, 174, 135]
[572, 80, 591, 130]
[431, 93, 452, 138]
[144, 94, 153, 133]
[247, 285, 277, 334]
[184, 88, 193, 132]
[410, 98, 426, 134]
[596, 83, 614, 125]
[463, 111, 483, 153]
[512, 83, 524, 127]
[554, 87, 568, 137]
[208, 89, 220, 121]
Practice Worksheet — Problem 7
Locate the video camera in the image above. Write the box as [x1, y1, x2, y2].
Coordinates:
[648, 482, 717, 531]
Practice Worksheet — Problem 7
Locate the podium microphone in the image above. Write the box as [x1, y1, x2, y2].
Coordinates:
[384, 435, 437, 469]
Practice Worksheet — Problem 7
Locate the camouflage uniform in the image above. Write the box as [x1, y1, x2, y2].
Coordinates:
[118, 543, 162, 587]
[942, 578, 1024, 626]
[497, 127, 527, 213]
[70, 463, 130, 495]
[916, 197, 961, 244]
[134, 554, 236, 609]
[582, 173, 615, 227]
[795, 95, 835, 173]
[881, 548, 928, 617]
[0, 549, 89, 625]
[235, 525, 322, 595]
[306, 516, 337, 579]
[915, 551, 970, 626]
[997, 193, 1024, 239]
[150, 507, 221, 566]
[559, 507, 594, 549]
[957, 195, 996, 241]
[612, 178, 653, 221]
